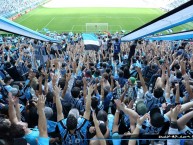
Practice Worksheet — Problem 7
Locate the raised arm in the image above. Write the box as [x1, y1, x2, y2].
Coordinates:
[62, 73, 71, 98]
[128, 114, 148, 145]
[44, 72, 49, 95]
[120, 84, 129, 102]
[177, 110, 193, 131]
[115, 99, 139, 122]
[53, 85, 64, 121]
[112, 107, 120, 133]
[38, 75, 43, 95]
[161, 65, 166, 88]
[165, 75, 170, 102]
[83, 77, 87, 101]
[8, 93, 19, 124]
[180, 60, 186, 76]
[72, 61, 77, 74]
[83, 85, 94, 120]
[167, 105, 181, 145]
[166, 101, 193, 120]
[92, 112, 106, 145]
[37, 95, 48, 137]
[100, 78, 105, 101]
[183, 74, 193, 101]
[136, 67, 148, 93]
[110, 76, 114, 92]
[14, 97, 21, 122]
[175, 84, 180, 104]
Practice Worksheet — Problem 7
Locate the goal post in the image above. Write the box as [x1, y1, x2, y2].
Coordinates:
[86, 23, 108, 33]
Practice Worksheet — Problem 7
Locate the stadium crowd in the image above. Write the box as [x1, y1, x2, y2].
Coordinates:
[0, 0, 45, 18]
[1, 33, 193, 145]
[161, 0, 189, 11]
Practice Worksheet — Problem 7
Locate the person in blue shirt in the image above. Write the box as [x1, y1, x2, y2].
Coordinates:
[36, 95, 50, 145]
[113, 38, 121, 60]
[8, 92, 49, 145]
[54, 84, 92, 145]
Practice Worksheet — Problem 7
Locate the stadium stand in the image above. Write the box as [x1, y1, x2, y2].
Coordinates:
[161, 0, 190, 11]
[0, 0, 47, 18]
[1, 0, 193, 145]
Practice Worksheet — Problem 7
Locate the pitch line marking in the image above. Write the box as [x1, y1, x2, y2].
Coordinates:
[17, 9, 42, 23]
[136, 17, 145, 24]
[71, 25, 75, 31]
[43, 17, 55, 28]
[119, 25, 123, 30]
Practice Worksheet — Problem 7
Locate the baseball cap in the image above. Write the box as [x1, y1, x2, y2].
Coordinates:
[68, 108, 79, 119]
[44, 107, 53, 119]
[150, 107, 164, 128]
[129, 77, 136, 85]
[135, 99, 147, 116]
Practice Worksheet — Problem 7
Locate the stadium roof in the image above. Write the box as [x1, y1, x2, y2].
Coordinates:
[146, 30, 193, 41]
[0, 17, 58, 42]
[121, 0, 193, 41]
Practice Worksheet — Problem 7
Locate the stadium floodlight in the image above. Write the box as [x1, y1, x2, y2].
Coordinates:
[121, 1, 193, 41]
[86, 23, 108, 33]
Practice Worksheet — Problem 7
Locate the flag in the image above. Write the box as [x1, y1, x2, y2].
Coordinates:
[82, 33, 100, 51]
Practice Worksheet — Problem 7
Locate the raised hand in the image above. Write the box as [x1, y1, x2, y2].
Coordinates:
[83, 77, 87, 85]
[137, 113, 148, 126]
[66, 72, 71, 82]
[170, 105, 181, 122]
[124, 83, 129, 91]
[8, 92, 14, 104]
[37, 95, 46, 110]
[115, 80, 120, 87]
[53, 85, 62, 97]
[136, 67, 141, 73]
[183, 74, 189, 81]
[127, 100, 134, 109]
[88, 85, 94, 95]
[44, 71, 49, 79]
[52, 74, 58, 85]
[14, 97, 20, 105]
[92, 111, 98, 124]
[38, 75, 43, 83]
[114, 99, 126, 111]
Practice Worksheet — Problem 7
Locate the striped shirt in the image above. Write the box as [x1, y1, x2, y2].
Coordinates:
[57, 117, 91, 145]
[144, 91, 165, 112]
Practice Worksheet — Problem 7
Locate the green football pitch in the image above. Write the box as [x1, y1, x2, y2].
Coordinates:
[13, 6, 193, 33]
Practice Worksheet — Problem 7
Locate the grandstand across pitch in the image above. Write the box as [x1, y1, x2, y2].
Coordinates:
[12, 0, 193, 33]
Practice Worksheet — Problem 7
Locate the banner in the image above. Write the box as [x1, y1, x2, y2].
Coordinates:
[82, 33, 100, 51]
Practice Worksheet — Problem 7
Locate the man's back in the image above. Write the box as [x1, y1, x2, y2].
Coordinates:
[114, 41, 121, 54]
[58, 117, 91, 145]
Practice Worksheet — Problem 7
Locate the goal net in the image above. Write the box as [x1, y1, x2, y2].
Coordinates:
[86, 23, 108, 33]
